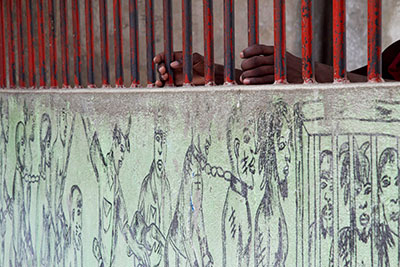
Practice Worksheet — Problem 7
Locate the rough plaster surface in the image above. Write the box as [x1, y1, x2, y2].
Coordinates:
[1, 83, 400, 266]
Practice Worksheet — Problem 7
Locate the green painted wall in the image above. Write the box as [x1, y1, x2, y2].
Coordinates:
[1, 84, 400, 267]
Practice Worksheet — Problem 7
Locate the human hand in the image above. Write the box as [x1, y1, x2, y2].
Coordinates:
[154, 52, 206, 87]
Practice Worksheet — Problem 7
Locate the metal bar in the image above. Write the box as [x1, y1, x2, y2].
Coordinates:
[301, 0, 314, 83]
[145, 0, 156, 86]
[129, 0, 140, 87]
[48, 0, 57, 88]
[248, 0, 259, 46]
[203, 0, 215, 85]
[113, 0, 124, 87]
[0, 0, 6, 88]
[273, 0, 287, 84]
[224, 0, 235, 84]
[6, 0, 16, 88]
[16, 0, 26, 88]
[99, 0, 110, 87]
[72, 0, 82, 87]
[26, 0, 36, 88]
[85, 0, 95, 88]
[37, 0, 46, 87]
[367, 0, 383, 82]
[60, 0, 70, 87]
[182, 0, 193, 85]
[333, 0, 347, 83]
[163, 0, 174, 86]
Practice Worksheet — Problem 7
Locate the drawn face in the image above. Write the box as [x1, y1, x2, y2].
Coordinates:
[274, 119, 291, 196]
[235, 125, 256, 181]
[71, 188, 83, 249]
[380, 159, 399, 227]
[40, 118, 52, 166]
[355, 181, 372, 242]
[154, 130, 166, 177]
[112, 130, 128, 171]
[320, 152, 333, 226]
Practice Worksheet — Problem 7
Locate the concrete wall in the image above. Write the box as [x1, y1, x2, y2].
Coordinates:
[1, 83, 400, 266]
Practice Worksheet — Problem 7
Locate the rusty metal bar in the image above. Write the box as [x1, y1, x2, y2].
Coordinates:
[224, 0, 235, 84]
[333, 0, 347, 83]
[16, 0, 26, 87]
[182, 0, 193, 85]
[163, 0, 174, 86]
[99, 0, 110, 87]
[85, 0, 95, 88]
[273, 0, 287, 84]
[129, 0, 140, 87]
[37, 0, 46, 87]
[113, 0, 124, 87]
[368, 0, 383, 82]
[72, 0, 82, 87]
[301, 0, 314, 83]
[60, 0, 70, 87]
[26, 0, 36, 88]
[48, 0, 57, 88]
[248, 0, 259, 46]
[0, 0, 5, 88]
[203, 0, 215, 85]
[6, 0, 16, 88]
[145, 0, 156, 86]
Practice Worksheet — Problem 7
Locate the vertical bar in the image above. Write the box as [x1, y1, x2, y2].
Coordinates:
[37, 0, 46, 88]
[224, 0, 235, 84]
[248, 0, 259, 46]
[273, 0, 287, 84]
[72, 0, 82, 87]
[99, 0, 110, 87]
[85, 0, 95, 88]
[6, 0, 16, 88]
[163, 0, 174, 86]
[113, 0, 124, 87]
[301, 0, 314, 83]
[145, 0, 156, 86]
[129, 0, 140, 87]
[182, 0, 192, 86]
[203, 0, 215, 85]
[367, 0, 383, 82]
[60, 0, 70, 87]
[26, 0, 36, 88]
[333, 0, 347, 83]
[48, 0, 57, 88]
[16, 0, 26, 88]
[0, 0, 5, 88]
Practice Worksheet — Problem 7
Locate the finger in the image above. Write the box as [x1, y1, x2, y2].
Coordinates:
[241, 65, 274, 79]
[162, 73, 169, 81]
[241, 44, 274, 58]
[243, 75, 274, 85]
[154, 52, 165, 64]
[158, 63, 167, 75]
[171, 59, 183, 69]
[193, 52, 204, 64]
[155, 80, 164, 87]
[241, 55, 274, 71]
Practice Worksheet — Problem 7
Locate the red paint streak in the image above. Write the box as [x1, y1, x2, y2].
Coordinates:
[368, 0, 383, 82]
[7, 0, 16, 88]
[273, 0, 287, 84]
[60, 0, 70, 88]
[333, 0, 348, 83]
[0, 0, 6, 88]
[129, 0, 140, 87]
[26, 0, 36, 88]
[37, 0, 46, 87]
[145, 0, 156, 86]
[113, 0, 124, 87]
[248, 0, 259, 46]
[182, 0, 193, 86]
[203, 0, 215, 85]
[224, 0, 235, 84]
[301, 0, 315, 83]
[99, 0, 110, 87]
[16, 0, 26, 87]
[72, 0, 82, 87]
[48, 0, 57, 88]
[85, 0, 95, 87]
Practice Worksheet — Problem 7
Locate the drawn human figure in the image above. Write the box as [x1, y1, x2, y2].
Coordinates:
[254, 100, 291, 267]
[66, 185, 83, 267]
[165, 133, 213, 267]
[376, 147, 400, 267]
[83, 117, 145, 266]
[222, 111, 256, 267]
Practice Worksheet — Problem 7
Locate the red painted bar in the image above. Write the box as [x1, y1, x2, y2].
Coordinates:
[99, 0, 110, 87]
[368, 0, 383, 82]
[301, 0, 314, 83]
[145, 0, 156, 86]
[333, 0, 347, 82]
[224, 0, 235, 84]
[48, 0, 57, 88]
[203, 0, 215, 85]
[60, 0, 70, 87]
[16, 0, 26, 87]
[163, 0, 174, 86]
[72, 0, 82, 87]
[273, 0, 287, 84]
[26, 0, 36, 88]
[0, 0, 5, 88]
[248, 0, 259, 46]
[113, 0, 124, 87]
[37, 0, 46, 87]
[6, 0, 16, 88]
[182, 0, 193, 85]
[85, 0, 95, 88]
[129, 0, 140, 87]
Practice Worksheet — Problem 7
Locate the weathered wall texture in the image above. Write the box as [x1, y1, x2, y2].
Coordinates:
[1, 83, 400, 266]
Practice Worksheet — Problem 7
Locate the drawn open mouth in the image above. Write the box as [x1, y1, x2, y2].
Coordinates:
[283, 165, 289, 177]
[157, 159, 163, 170]
[322, 204, 333, 218]
[390, 211, 400, 221]
[359, 213, 370, 226]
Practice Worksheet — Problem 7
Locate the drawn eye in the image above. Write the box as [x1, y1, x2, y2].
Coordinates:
[278, 142, 286, 151]
[364, 186, 371, 195]
[382, 176, 391, 188]
[321, 182, 327, 189]
[156, 135, 160, 142]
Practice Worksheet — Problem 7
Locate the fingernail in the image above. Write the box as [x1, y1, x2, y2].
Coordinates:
[171, 61, 179, 68]
[160, 66, 166, 72]
[153, 57, 157, 63]
[240, 75, 243, 82]
[243, 79, 250, 85]
[240, 52, 244, 58]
